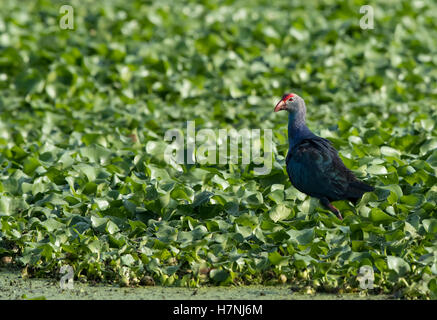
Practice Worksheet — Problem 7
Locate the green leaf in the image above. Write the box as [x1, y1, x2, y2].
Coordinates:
[268, 189, 284, 204]
[40, 218, 64, 232]
[80, 145, 112, 165]
[400, 194, 425, 207]
[369, 208, 396, 224]
[23, 157, 41, 175]
[121, 254, 135, 266]
[387, 256, 411, 276]
[210, 269, 230, 283]
[192, 191, 214, 207]
[269, 204, 291, 222]
[287, 228, 315, 245]
[367, 165, 388, 175]
[106, 220, 120, 235]
[380, 146, 401, 157]
[268, 251, 289, 266]
[422, 219, 437, 234]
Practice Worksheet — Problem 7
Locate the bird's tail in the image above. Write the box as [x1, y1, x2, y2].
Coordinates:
[346, 181, 374, 203]
[351, 181, 374, 192]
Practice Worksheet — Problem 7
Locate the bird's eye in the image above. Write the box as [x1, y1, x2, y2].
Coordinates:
[288, 98, 293, 102]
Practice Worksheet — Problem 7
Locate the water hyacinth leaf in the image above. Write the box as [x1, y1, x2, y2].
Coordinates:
[387, 256, 411, 276]
[40, 218, 64, 232]
[23, 157, 41, 175]
[287, 228, 315, 245]
[121, 254, 135, 266]
[80, 145, 113, 165]
[210, 269, 230, 283]
[192, 191, 214, 207]
[268, 189, 284, 204]
[91, 216, 108, 233]
[293, 253, 317, 268]
[420, 139, 437, 155]
[268, 251, 289, 266]
[246, 191, 264, 206]
[422, 219, 437, 234]
[367, 165, 388, 175]
[369, 208, 396, 224]
[0, 197, 13, 215]
[400, 194, 425, 207]
[420, 119, 434, 132]
[269, 204, 292, 222]
[380, 146, 401, 157]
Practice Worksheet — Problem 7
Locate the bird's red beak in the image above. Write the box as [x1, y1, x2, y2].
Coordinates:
[274, 99, 286, 112]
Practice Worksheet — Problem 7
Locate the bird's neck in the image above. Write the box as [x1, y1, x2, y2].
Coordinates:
[288, 110, 314, 148]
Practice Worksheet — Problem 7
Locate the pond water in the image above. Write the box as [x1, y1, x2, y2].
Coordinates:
[0, 268, 390, 300]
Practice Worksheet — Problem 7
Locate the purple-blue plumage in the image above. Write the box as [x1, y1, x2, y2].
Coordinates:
[275, 93, 374, 219]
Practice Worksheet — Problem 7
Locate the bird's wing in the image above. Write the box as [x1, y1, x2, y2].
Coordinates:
[286, 138, 355, 200]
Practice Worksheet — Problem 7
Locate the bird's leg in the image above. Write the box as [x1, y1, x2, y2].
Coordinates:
[320, 198, 343, 220]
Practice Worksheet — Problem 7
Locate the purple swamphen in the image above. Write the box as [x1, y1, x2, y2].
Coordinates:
[275, 93, 374, 220]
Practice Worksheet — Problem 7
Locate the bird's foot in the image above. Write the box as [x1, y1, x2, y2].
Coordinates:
[320, 198, 343, 220]
[327, 204, 342, 220]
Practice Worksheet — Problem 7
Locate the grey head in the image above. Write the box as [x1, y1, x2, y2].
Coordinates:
[274, 93, 306, 115]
